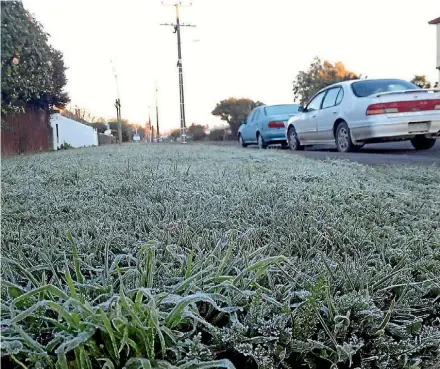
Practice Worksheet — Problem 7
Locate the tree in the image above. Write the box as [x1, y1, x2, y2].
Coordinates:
[89, 122, 108, 134]
[208, 128, 232, 141]
[187, 123, 206, 141]
[1, 1, 69, 123]
[292, 57, 360, 106]
[169, 129, 180, 141]
[211, 98, 264, 138]
[108, 120, 144, 142]
[410, 75, 432, 89]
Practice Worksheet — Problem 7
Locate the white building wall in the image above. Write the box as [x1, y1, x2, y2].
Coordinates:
[50, 113, 98, 150]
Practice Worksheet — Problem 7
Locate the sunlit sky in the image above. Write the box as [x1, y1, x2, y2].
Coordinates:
[22, 0, 439, 132]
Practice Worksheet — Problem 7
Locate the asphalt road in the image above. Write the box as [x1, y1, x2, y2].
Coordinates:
[293, 141, 440, 166]
[206, 140, 440, 166]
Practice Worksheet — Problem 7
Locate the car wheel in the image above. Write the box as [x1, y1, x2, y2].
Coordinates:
[238, 134, 247, 148]
[287, 126, 304, 151]
[335, 122, 354, 153]
[257, 133, 267, 149]
[410, 136, 436, 150]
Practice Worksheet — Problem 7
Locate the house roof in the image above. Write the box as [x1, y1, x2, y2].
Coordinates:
[428, 17, 440, 25]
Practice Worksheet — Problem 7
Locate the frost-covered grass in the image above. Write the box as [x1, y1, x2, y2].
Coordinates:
[1, 143, 440, 369]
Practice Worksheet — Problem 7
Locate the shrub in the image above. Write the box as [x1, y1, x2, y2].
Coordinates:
[1, 1, 69, 123]
[188, 124, 206, 141]
[59, 142, 73, 150]
[208, 128, 233, 141]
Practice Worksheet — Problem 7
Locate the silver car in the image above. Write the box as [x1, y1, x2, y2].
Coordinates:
[286, 79, 440, 152]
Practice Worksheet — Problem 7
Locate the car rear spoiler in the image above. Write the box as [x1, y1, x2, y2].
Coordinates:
[375, 88, 440, 97]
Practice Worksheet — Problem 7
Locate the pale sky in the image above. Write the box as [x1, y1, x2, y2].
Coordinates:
[22, 0, 439, 132]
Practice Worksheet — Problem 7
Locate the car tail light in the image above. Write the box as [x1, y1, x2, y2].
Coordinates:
[268, 121, 285, 128]
[366, 99, 440, 115]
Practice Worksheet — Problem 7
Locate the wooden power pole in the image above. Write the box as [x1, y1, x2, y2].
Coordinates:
[111, 60, 123, 144]
[155, 86, 160, 142]
[115, 98, 122, 144]
[160, 1, 195, 144]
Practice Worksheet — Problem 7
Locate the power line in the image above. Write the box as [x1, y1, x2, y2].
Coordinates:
[160, 1, 195, 144]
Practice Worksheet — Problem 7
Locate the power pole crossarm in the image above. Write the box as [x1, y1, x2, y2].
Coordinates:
[160, 1, 195, 144]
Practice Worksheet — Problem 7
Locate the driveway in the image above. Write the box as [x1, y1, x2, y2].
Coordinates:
[290, 141, 440, 166]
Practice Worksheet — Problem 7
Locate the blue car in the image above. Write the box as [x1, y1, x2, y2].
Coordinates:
[238, 104, 301, 148]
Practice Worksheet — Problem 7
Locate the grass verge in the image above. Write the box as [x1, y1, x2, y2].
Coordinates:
[1, 143, 440, 368]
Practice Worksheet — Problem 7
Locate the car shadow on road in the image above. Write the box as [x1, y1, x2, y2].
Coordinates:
[304, 146, 416, 155]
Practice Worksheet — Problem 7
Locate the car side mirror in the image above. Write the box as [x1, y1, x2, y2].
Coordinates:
[298, 106, 305, 112]
[240, 119, 247, 125]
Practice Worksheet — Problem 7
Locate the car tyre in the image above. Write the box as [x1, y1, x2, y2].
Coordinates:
[410, 136, 436, 150]
[238, 134, 247, 148]
[257, 133, 267, 149]
[335, 122, 354, 153]
[287, 126, 304, 151]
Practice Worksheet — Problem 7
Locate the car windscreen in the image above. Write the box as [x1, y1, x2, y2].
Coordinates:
[351, 79, 420, 97]
[264, 104, 300, 115]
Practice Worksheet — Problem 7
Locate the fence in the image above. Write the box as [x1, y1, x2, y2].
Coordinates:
[98, 133, 117, 145]
[1, 106, 50, 156]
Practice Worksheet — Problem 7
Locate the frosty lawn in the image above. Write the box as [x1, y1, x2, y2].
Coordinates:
[1, 144, 440, 368]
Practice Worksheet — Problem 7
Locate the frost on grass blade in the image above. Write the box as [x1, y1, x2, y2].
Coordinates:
[1, 144, 440, 368]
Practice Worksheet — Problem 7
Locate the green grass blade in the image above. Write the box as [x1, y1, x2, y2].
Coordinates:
[179, 359, 235, 369]
[376, 298, 395, 335]
[64, 263, 78, 299]
[56, 351, 69, 369]
[13, 324, 45, 353]
[98, 308, 120, 363]
[232, 256, 286, 285]
[98, 359, 116, 369]
[13, 285, 69, 306]
[124, 358, 153, 369]
[3, 257, 39, 287]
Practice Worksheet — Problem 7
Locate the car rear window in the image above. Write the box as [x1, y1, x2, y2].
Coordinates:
[351, 79, 420, 97]
[264, 104, 301, 115]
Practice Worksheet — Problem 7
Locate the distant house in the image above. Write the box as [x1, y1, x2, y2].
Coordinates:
[429, 17, 440, 85]
[51, 113, 98, 149]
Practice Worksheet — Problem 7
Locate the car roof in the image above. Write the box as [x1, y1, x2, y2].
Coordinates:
[258, 103, 300, 108]
[316, 78, 409, 94]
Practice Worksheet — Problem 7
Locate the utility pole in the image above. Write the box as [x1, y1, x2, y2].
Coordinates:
[148, 106, 152, 143]
[155, 86, 160, 142]
[114, 98, 122, 144]
[160, 1, 195, 144]
[111, 59, 123, 144]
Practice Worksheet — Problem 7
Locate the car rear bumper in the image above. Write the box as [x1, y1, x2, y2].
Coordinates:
[263, 130, 287, 142]
[351, 118, 440, 142]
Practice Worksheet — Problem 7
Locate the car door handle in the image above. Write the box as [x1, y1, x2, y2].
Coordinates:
[332, 111, 337, 114]
[312, 115, 317, 118]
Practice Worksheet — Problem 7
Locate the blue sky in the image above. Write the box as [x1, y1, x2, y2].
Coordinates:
[23, 0, 439, 132]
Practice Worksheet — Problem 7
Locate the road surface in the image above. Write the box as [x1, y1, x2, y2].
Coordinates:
[294, 141, 440, 166]
[206, 140, 440, 166]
